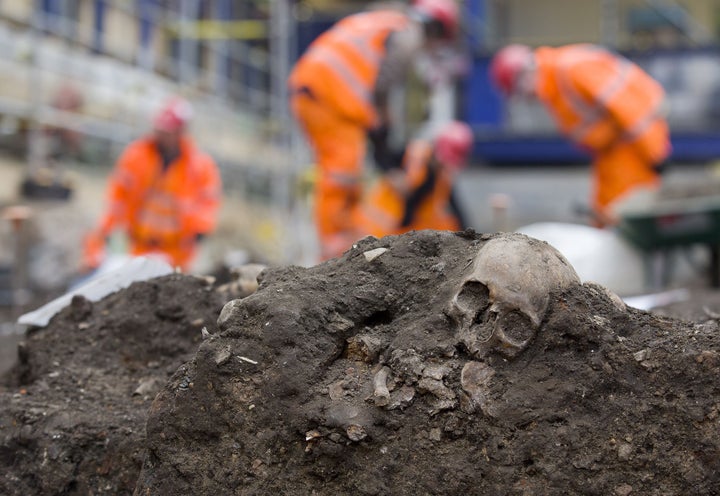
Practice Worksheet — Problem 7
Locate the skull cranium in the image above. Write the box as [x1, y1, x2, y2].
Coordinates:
[449, 234, 579, 359]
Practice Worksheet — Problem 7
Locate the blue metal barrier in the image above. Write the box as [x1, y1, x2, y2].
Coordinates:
[464, 48, 720, 165]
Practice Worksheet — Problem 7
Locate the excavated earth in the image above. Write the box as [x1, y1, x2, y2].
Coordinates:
[2, 230, 720, 495]
[0, 274, 228, 495]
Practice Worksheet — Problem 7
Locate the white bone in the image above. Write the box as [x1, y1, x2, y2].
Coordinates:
[450, 234, 579, 359]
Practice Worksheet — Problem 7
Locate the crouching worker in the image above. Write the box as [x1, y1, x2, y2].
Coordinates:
[82, 98, 221, 272]
[356, 120, 472, 238]
[489, 44, 671, 227]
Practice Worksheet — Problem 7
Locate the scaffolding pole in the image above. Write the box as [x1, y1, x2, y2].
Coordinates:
[601, 0, 620, 48]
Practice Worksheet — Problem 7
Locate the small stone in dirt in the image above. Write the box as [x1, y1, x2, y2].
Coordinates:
[346, 424, 367, 442]
[633, 349, 650, 362]
[615, 483, 633, 496]
[363, 247, 387, 262]
[617, 443, 633, 461]
[214, 346, 232, 366]
[372, 366, 391, 407]
[133, 378, 161, 398]
[70, 294, 93, 322]
[429, 428, 442, 441]
[346, 334, 383, 363]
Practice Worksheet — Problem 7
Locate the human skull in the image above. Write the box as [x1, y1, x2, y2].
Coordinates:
[449, 234, 580, 359]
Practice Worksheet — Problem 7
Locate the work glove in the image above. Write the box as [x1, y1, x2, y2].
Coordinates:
[654, 158, 669, 176]
[368, 125, 405, 172]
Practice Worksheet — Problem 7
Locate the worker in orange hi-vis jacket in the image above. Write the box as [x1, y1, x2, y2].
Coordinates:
[288, 0, 461, 260]
[82, 98, 221, 272]
[489, 44, 671, 227]
[355, 120, 472, 238]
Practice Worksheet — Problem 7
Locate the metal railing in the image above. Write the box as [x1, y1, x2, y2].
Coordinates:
[0, 0, 316, 265]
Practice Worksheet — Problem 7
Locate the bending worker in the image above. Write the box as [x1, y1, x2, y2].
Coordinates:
[490, 44, 671, 227]
[356, 120, 472, 238]
[288, 0, 460, 259]
[82, 98, 221, 272]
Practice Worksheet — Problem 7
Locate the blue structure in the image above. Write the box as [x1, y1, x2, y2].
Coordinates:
[462, 48, 720, 165]
[293, 2, 720, 165]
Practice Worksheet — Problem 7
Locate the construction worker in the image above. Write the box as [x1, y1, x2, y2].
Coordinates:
[82, 98, 221, 272]
[489, 44, 671, 227]
[356, 120, 472, 238]
[288, 0, 460, 260]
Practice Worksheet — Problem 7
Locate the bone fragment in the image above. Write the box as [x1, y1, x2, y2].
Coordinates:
[215, 345, 232, 366]
[363, 248, 388, 262]
[373, 366, 391, 407]
[346, 424, 367, 442]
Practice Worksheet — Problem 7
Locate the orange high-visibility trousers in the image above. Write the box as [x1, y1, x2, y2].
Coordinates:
[592, 141, 661, 224]
[291, 91, 367, 259]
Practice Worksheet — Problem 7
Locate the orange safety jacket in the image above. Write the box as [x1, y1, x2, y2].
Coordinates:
[357, 141, 462, 238]
[85, 136, 221, 270]
[288, 10, 411, 129]
[534, 44, 670, 165]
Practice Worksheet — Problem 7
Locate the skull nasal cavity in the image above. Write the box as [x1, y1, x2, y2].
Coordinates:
[456, 281, 490, 312]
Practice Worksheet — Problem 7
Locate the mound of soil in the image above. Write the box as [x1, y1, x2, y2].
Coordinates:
[0, 274, 227, 495]
[134, 231, 720, 495]
[2, 230, 719, 496]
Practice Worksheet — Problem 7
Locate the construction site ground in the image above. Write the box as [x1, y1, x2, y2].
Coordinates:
[0, 151, 302, 376]
[0, 231, 719, 495]
[2, 154, 720, 494]
[0, 154, 716, 376]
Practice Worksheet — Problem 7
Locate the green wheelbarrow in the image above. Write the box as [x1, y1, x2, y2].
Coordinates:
[617, 195, 720, 288]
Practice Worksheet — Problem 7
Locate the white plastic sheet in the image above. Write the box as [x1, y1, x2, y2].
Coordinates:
[517, 222, 646, 296]
[18, 256, 174, 328]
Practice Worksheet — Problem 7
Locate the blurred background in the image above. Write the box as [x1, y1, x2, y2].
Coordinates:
[0, 0, 719, 317]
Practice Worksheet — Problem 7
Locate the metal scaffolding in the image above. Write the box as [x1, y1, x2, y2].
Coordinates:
[0, 0, 318, 265]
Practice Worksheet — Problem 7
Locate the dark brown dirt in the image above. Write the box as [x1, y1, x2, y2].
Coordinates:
[0, 274, 227, 495]
[133, 231, 720, 496]
[2, 230, 720, 496]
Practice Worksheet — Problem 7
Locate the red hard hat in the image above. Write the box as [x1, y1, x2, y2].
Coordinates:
[412, 0, 460, 40]
[435, 120, 473, 170]
[153, 98, 193, 132]
[489, 44, 533, 95]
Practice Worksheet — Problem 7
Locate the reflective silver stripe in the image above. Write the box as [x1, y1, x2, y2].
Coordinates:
[108, 201, 127, 221]
[336, 30, 382, 67]
[306, 44, 372, 106]
[363, 202, 397, 231]
[325, 170, 361, 187]
[193, 212, 215, 226]
[198, 191, 220, 202]
[138, 189, 180, 235]
[304, 13, 406, 107]
[146, 190, 178, 209]
[138, 210, 178, 235]
[557, 46, 632, 143]
[116, 169, 135, 190]
[622, 110, 661, 142]
[595, 59, 632, 107]
[556, 49, 603, 141]
[341, 12, 402, 64]
[566, 61, 635, 144]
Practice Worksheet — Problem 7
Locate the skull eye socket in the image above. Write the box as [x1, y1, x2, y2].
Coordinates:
[499, 310, 535, 344]
[456, 281, 490, 314]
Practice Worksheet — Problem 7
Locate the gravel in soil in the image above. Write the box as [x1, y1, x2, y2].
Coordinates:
[2, 230, 720, 496]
